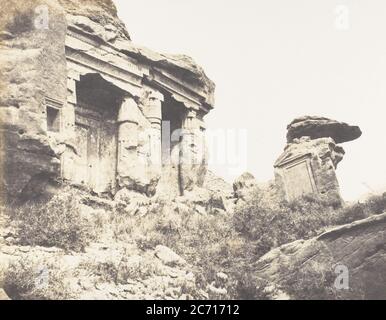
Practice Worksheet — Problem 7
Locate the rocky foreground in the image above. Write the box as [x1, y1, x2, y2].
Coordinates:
[254, 212, 386, 299]
[0, 186, 385, 300]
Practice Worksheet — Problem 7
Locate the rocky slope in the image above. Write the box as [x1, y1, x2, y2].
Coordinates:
[254, 212, 386, 299]
[0, 200, 212, 300]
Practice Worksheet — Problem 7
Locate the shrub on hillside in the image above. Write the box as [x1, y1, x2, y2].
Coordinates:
[234, 191, 386, 259]
[89, 254, 162, 285]
[333, 193, 386, 225]
[365, 193, 386, 215]
[233, 192, 335, 257]
[3, 257, 72, 300]
[334, 203, 368, 225]
[280, 262, 365, 300]
[13, 191, 96, 252]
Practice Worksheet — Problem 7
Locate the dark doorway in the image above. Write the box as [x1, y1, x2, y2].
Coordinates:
[161, 95, 185, 165]
[72, 74, 124, 193]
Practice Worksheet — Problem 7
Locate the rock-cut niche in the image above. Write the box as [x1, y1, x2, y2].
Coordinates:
[68, 73, 124, 193]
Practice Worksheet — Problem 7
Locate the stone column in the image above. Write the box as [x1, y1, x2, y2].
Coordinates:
[179, 109, 208, 193]
[143, 91, 163, 173]
[116, 96, 139, 187]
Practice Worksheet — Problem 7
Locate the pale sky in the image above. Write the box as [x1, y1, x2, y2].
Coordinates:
[115, 0, 386, 201]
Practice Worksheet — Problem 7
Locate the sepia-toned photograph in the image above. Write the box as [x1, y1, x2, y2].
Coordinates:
[0, 0, 386, 304]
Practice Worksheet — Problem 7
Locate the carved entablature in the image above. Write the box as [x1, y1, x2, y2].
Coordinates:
[61, 25, 214, 196]
[66, 28, 145, 97]
[65, 26, 213, 116]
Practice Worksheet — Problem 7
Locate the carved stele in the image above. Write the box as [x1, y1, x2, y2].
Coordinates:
[275, 137, 344, 206]
[276, 154, 317, 202]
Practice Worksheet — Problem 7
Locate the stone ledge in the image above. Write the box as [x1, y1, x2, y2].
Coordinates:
[318, 212, 386, 241]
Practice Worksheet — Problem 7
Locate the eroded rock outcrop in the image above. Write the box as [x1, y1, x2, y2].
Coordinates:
[254, 212, 386, 299]
[0, 0, 215, 200]
[286, 116, 362, 144]
[233, 172, 258, 203]
[0, 0, 67, 198]
[275, 116, 362, 205]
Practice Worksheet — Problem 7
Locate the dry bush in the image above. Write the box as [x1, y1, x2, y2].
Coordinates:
[12, 190, 96, 252]
[334, 193, 386, 225]
[364, 193, 386, 215]
[280, 262, 365, 300]
[109, 199, 246, 298]
[81, 248, 162, 285]
[233, 193, 335, 256]
[3, 257, 72, 300]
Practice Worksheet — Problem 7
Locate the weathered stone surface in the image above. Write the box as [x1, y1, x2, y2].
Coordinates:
[114, 42, 215, 107]
[254, 212, 386, 299]
[286, 116, 362, 144]
[1, 0, 215, 199]
[233, 172, 258, 203]
[0, 0, 68, 198]
[204, 170, 233, 196]
[60, 0, 131, 41]
[275, 137, 344, 205]
[178, 131, 208, 194]
[275, 116, 361, 205]
[154, 245, 187, 267]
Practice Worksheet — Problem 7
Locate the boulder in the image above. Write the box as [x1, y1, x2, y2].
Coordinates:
[155, 245, 186, 267]
[286, 116, 362, 144]
[233, 172, 258, 202]
[203, 170, 233, 198]
[254, 212, 386, 299]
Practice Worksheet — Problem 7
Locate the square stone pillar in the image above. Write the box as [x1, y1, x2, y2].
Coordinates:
[61, 74, 78, 181]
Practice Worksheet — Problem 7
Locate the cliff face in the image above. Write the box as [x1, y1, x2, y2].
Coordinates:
[0, 0, 215, 199]
[254, 212, 386, 299]
[57, 0, 131, 40]
[0, 0, 68, 197]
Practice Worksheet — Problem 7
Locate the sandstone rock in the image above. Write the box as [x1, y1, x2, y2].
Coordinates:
[177, 187, 228, 214]
[180, 187, 211, 207]
[114, 42, 215, 107]
[203, 170, 233, 198]
[275, 116, 362, 205]
[113, 188, 150, 205]
[275, 137, 345, 205]
[155, 245, 186, 267]
[233, 172, 258, 202]
[1, 0, 215, 200]
[178, 131, 208, 193]
[286, 116, 362, 144]
[58, 0, 131, 41]
[254, 212, 386, 299]
[0, 0, 67, 199]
